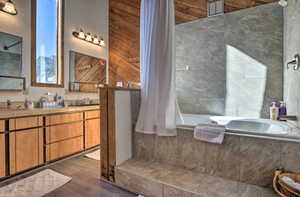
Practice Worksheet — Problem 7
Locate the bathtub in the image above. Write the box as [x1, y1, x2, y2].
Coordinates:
[179, 114, 290, 136]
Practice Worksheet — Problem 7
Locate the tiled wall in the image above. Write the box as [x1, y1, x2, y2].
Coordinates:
[176, 3, 283, 118]
[133, 129, 300, 187]
[284, 0, 300, 127]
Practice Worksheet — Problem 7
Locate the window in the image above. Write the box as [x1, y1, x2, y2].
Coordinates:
[31, 0, 64, 87]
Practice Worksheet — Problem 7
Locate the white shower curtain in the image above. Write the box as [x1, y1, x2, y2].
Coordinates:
[135, 0, 177, 136]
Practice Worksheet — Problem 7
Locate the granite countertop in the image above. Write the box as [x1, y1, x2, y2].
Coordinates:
[0, 105, 100, 119]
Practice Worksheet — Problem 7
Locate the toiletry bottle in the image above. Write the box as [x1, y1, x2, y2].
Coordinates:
[270, 102, 279, 120]
[279, 101, 287, 116]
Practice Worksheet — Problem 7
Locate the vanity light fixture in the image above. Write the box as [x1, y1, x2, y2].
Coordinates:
[73, 29, 105, 47]
[0, 0, 17, 15]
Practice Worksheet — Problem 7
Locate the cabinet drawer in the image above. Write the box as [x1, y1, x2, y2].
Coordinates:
[0, 120, 5, 133]
[46, 136, 83, 161]
[10, 117, 42, 130]
[46, 112, 83, 125]
[0, 133, 6, 178]
[46, 122, 83, 144]
[85, 110, 100, 119]
[85, 119, 100, 149]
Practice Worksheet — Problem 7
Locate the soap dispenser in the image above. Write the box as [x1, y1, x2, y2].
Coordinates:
[270, 102, 279, 120]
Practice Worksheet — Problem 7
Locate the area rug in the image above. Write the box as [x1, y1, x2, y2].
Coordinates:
[0, 169, 72, 197]
[85, 149, 101, 161]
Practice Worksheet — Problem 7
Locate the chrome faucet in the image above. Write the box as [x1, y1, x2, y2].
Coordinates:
[127, 82, 141, 88]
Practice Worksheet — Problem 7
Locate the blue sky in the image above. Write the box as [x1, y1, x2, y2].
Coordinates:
[36, 0, 57, 58]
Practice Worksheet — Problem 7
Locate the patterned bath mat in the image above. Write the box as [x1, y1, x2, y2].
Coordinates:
[0, 169, 72, 197]
[85, 149, 100, 161]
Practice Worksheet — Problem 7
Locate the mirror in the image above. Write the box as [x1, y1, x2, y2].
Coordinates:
[0, 32, 24, 91]
[69, 51, 106, 93]
[175, 3, 299, 138]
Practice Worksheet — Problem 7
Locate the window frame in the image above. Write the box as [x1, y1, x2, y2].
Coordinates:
[31, 0, 64, 88]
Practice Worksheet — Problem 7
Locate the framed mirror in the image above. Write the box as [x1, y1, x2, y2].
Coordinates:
[69, 51, 106, 93]
[0, 32, 24, 91]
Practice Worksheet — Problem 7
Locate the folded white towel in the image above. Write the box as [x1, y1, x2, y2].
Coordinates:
[281, 176, 300, 191]
[194, 124, 225, 144]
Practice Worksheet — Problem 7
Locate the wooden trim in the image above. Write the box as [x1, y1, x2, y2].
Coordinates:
[107, 88, 116, 182]
[31, 0, 65, 88]
[0, 133, 6, 178]
[9, 132, 16, 175]
[100, 87, 109, 179]
[0, 120, 4, 133]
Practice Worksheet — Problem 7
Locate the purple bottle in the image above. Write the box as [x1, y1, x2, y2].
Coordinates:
[279, 101, 287, 116]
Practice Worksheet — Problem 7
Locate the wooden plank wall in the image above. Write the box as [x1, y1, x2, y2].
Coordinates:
[108, 0, 277, 86]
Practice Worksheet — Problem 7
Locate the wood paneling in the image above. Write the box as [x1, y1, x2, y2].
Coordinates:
[109, 0, 141, 86]
[46, 136, 84, 161]
[85, 119, 100, 149]
[10, 129, 42, 173]
[109, 0, 277, 85]
[0, 133, 6, 178]
[46, 112, 83, 126]
[46, 122, 83, 144]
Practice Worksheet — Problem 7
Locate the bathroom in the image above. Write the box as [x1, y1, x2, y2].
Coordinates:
[0, 0, 300, 197]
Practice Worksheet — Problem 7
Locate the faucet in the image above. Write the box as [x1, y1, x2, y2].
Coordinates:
[7, 100, 11, 109]
[127, 82, 141, 88]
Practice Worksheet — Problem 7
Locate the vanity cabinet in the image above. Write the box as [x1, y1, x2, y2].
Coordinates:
[45, 112, 84, 161]
[85, 110, 101, 149]
[0, 107, 100, 179]
[9, 117, 44, 174]
[0, 120, 6, 178]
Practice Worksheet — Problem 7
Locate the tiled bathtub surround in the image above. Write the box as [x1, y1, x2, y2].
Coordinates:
[284, 0, 300, 127]
[176, 3, 283, 118]
[133, 129, 300, 187]
[116, 159, 277, 197]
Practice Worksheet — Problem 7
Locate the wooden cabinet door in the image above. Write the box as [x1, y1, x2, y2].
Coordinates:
[85, 119, 100, 149]
[10, 129, 43, 174]
[0, 133, 6, 178]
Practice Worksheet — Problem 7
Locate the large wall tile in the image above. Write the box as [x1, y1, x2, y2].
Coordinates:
[176, 129, 206, 172]
[115, 168, 163, 197]
[239, 137, 281, 186]
[176, 3, 283, 117]
[134, 132, 156, 162]
[280, 141, 300, 173]
[163, 185, 199, 197]
[205, 135, 241, 181]
[154, 136, 178, 165]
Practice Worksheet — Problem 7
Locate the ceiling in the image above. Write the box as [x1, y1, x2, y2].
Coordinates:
[175, 0, 279, 24]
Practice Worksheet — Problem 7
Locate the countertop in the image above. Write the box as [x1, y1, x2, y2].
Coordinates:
[0, 105, 100, 119]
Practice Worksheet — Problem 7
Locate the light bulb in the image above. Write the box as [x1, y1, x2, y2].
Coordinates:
[85, 33, 92, 42]
[99, 39, 105, 46]
[78, 29, 85, 39]
[1, 0, 17, 15]
[93, 36, 100, 44]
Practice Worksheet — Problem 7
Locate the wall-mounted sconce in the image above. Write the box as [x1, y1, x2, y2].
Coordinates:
[287, 54, 300, 71]
[0, 0, 17, 15]
[73, 29, 105, 47]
